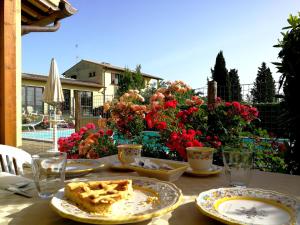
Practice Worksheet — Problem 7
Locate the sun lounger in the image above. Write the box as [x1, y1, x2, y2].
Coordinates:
[22, 115, 45, 132]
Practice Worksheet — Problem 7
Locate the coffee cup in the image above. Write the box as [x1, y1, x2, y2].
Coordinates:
[117, 144, 142, 164]
[186, 147, 214, 171]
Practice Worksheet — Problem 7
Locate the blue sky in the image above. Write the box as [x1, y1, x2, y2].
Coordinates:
[22, 1, 299, 89]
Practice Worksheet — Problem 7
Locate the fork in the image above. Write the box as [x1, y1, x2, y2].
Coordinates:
[5, 186, 33, 198]
[14, 181, 32, 189]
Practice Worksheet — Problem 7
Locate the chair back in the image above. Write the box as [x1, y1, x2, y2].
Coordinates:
[0, 145, 31, 175]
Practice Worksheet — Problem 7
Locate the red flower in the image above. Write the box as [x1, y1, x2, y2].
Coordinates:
[70, 154, 79, 159]
[106, 129, 113, 136]
[186, 142, 193, 147]
[225, 102, 232, 107]
[86, 123, 96, 130]
[164, 100, 177, 109]
[79, 126, 88, 135]
[86, 150, 99, 159]
[193, 140, 204, 147]
[145, 113, 154, 129]
[232, 101, 241, 111]
[250, 107, 259, 117]
[156, 121, 167, 130]
[98, 129, 104, 136]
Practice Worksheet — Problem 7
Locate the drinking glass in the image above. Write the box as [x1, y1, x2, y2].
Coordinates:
[222, 144, 253, 187]
[32, 152, 67, 199]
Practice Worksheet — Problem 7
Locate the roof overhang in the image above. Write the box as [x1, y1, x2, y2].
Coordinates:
[21, 0, 77, 35]
[64, 59, 163, 80]
[22, 73, 104, 89]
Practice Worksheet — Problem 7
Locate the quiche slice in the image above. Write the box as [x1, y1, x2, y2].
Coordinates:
[65, 180, 133, 214]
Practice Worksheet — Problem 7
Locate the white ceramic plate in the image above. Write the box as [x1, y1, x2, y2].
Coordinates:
[50, 176, 183, 224]
[109, 161, 134, 171]
[196, 187, 299, 225]
[65, 159, 107, 177]
[184, 165, 222, 177]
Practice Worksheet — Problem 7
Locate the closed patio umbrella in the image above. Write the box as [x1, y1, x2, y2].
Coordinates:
[43, 58, 64, 151]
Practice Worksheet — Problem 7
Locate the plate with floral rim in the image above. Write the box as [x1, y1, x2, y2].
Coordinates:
[184, 165, 222, 177]
[50, 176, 183, 224]
[65, 159, 107, 177]
[196, 187, 299, 225]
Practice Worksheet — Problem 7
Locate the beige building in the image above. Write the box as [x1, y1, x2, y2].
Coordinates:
[63, 59, 163, 103]
[22, 61, 163, 117]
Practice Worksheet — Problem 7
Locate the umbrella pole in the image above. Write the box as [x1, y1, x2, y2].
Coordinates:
[53, 106, 58, 152]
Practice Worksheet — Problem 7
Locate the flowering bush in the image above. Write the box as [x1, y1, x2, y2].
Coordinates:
[205, 98, 259, 146]
[145, 81, 207, 160]
[142, 81, 259, 161]
[58, 123, 116, 159]
[104, 90, 146, 139]
[93, 80, 259, 162]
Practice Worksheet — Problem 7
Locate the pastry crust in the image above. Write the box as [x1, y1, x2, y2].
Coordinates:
[65, 180, 133, 214]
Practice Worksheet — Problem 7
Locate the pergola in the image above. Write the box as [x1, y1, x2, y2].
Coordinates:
[0, 0, 76, 147]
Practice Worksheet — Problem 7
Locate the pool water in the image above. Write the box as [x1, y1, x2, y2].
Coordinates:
[22, 129, 75, 142]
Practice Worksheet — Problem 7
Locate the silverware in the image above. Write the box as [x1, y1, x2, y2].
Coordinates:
[5, 186, 33, 198]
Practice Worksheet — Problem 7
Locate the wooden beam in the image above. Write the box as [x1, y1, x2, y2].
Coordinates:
[21, 4, 40, 19]
[21, 15, 32, 24]
[27, 0, 52, 13]
[0, 0, 21, 146]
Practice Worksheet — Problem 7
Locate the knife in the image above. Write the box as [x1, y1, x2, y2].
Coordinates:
[5, 186, 33, 198]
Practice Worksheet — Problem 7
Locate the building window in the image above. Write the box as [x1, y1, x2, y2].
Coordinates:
[89, 72, 96, 77]
[22, 86, 44, 114]
[60, 89, 71, 115]
[80, 91, 93, 116]
[70, 75, 77, 79]
[111, 73, 122, 85]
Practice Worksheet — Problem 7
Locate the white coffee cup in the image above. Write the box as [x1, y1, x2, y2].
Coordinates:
[117, 144, 142, 164]
[186, 147, 214, 171]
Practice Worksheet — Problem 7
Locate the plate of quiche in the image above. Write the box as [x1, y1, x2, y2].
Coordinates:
[50, 176, 183, 224]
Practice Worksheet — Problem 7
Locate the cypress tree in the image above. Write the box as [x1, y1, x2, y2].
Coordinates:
[211, 51, 231, 101]
[251, 62, 276, 103]
[229, 69, 242, 101]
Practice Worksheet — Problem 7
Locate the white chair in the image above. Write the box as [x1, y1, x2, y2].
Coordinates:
[0, 145, 31, 175]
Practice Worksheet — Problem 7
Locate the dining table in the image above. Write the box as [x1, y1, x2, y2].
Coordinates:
[0, 154, 299, 225]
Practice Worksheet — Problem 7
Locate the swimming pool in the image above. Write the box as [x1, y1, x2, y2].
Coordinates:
[22, 129, 75, 142]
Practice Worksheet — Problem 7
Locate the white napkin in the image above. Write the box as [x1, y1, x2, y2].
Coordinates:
[131, 158, 173, 170]
[0, 172, 34, 194]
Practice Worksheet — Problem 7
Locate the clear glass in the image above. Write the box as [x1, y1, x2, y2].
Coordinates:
[32, 152, 67, 199]
[222, 145, 253, 187]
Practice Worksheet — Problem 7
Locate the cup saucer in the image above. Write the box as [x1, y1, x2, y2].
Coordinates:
[184, 165, 222, 177]
[109, 161, 134, 172]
